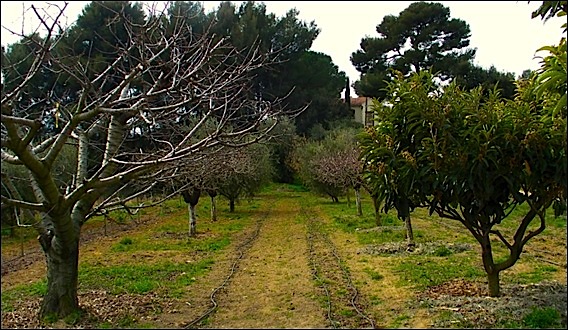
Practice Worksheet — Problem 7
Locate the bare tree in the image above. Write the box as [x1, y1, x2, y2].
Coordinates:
[1, 2, 301, 319]
[312, 147, 365, 215]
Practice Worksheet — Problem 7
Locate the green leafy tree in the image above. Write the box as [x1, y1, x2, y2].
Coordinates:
[282, 51, 349, 136]
[359, 67, 566, 296]
[265, 116, 299, 183]
[453, 64, 517, 100]
[351, 1, 475, 99]
[207, 2, 347, 136]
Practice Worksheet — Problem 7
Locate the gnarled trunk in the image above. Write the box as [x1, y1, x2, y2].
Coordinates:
[38, 227, 80, 319]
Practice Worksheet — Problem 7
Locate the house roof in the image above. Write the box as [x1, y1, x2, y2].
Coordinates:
[347, 96, 370, 106]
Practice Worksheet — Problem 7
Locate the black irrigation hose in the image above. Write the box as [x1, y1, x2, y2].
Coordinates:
[303, 204, 376, 329]
[184, 204, 272, 329]
[323, 230, 376, 329]
[306, 219, 337, 329]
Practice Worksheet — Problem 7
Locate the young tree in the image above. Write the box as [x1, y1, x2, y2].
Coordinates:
[291, 136, 346, 202]
[359, 66, 566, 297]
[309, 128, 366, 215]
[217, 143, 273, 212]
[1, 2, 300, 319]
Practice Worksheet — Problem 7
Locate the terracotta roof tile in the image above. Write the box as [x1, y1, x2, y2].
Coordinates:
[348, 96, 369, 106]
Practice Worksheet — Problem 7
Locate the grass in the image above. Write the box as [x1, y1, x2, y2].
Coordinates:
[393, 255, 485, 290]
[522, 306, 563, 328]
[79, 258, 215, 296]
[363, 267, 384, 281]
[1, 191, 262, 328]
[1, 279, 48, 312]
[1, 183, 566, 328]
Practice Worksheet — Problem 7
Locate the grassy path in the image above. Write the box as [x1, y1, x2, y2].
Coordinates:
[202, 193, 326, 328]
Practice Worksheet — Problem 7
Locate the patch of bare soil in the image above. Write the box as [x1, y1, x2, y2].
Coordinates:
[359, 241, 473, 256]
[1, 290, 177, 329]
[419, 279, 567, 328]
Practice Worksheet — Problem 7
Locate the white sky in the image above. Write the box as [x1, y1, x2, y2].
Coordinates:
[1, 1, 565, 96]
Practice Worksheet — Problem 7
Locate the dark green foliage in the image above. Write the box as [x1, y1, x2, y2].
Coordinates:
[282, 51, 349, 136]
[351, 1, 475, 99]
[453, 64, 517, 100]
[359, 68, 566, 296]
[266, 117, 299, 183]
[206, 2, 346, 136]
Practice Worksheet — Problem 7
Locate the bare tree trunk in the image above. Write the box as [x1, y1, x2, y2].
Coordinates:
[487, 270, 500, 297]
[38, 230, 80, 318]
[188, 204, 196, 237]
[229, 199, 235, 213]
[182, 189, 200, 237]
[210, 195, 217, 221]
[207, 190, 218, 221]
[403, 215, 415, 248]
[355, 187, 362, 216]
[346, 191, 351, 207]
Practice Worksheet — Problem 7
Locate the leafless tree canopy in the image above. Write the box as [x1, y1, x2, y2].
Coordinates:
[1, 2, 302, 224]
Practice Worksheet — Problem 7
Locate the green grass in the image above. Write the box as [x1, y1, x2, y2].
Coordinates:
[390, 313, 411, 328]
[1, 278, 48, 312]
[522, 306, 563, 328]
[78, 259, 214, 296]
[110, 235, 231, 253]
[363, 267, 384, 281]
[505, 263, 560, 285]
[393, 254, 485, 290]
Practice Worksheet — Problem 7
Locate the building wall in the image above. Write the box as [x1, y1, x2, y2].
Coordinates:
[349, 97, 372, 126]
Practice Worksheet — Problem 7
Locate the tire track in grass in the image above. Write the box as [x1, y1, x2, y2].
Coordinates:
[302, 203, 376, 329]
[188, 193, 326, 328]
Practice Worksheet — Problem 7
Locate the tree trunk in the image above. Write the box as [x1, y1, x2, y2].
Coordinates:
[181, 189, 200, 237]
[355, 188, 362, 216]
[210, 195, 217, 221]
[229, 199, 235, 213]
[39, 234, 80, 319]
[207, 190, 217, 222]
[487, 270, 500, 297]
[346, 191, 351, 207]
[403, 215, 415, 248]
[188, 204, 196, 237]
[480, 236, 501, 297]
[371, 194, 382, 226]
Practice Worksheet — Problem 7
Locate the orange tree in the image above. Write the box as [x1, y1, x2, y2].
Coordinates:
[359, 66, 566, 296]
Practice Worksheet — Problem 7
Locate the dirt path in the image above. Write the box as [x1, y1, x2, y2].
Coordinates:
[197, 194, 327, 328]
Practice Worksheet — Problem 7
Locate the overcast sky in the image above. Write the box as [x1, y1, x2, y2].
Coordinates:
[1, 1, 565, 96]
